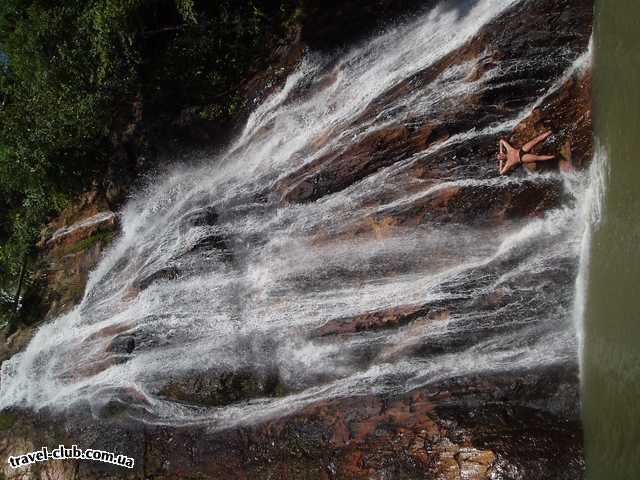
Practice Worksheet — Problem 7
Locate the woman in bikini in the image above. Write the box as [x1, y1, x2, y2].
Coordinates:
[497, 131, 555, 175]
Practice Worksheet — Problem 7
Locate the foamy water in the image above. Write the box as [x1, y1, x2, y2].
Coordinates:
[0, 0, 593, 430]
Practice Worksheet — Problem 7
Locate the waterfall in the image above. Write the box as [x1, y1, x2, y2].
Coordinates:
[574, 141, 607, 377]
[0, 0, 593, 432]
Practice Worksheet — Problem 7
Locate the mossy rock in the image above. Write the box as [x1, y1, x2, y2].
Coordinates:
[158, 368, 287, 407]
[64, 229, 114, 255]
[0, 411, 17, 430]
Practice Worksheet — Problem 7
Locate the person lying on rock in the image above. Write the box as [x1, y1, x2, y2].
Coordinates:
[497, 131, 555, 175]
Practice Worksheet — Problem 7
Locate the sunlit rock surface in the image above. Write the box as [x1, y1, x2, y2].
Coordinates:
[0, 0, 593, 478]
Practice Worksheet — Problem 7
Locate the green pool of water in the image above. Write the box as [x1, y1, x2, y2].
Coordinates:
[584, 2, 640, 478]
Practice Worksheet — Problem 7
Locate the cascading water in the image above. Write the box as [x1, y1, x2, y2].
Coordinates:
[0, 0, 594, 434]
[574, 141, 607, 375]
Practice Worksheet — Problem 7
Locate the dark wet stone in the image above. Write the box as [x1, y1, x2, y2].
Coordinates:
[180, 205, 219, 231]
[135, 266, 180, 291]
[157, 367, 287, 407]
[107, 335, 135, 354]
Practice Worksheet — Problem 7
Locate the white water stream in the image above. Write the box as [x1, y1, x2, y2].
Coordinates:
[0, 0, 593, 430]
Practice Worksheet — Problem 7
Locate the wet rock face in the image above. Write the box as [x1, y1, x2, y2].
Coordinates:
[139, 1, 589, 476]
[157, 367, 286, 407]
[313, 304, 430, 336]
[332, 175, 567, 240]
[514, 68, 592, 172]
[0, 375, 580, 480]
[0, 1, 592, 479]
[40, 208, 119, 319]
[278, 0, 593, 207]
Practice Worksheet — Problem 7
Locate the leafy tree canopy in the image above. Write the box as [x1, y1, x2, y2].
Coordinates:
[0, 0, 298, 328]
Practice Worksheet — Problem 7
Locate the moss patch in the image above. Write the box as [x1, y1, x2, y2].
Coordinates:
[65, 229, 114, 255]
[0, 412, 17, 430]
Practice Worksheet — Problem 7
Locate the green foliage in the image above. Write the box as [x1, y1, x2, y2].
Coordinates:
[0, 0, 302, 330]
[65, 229, 114, 255]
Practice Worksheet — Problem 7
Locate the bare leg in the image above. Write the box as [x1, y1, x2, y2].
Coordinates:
[522, 153, 555, 163]
[500, 139, 516, 153]
[522, 131, 551, 153]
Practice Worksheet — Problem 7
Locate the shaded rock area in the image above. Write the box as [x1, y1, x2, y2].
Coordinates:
[158, 367, 287, 407]
[0, 364, 581, 480]
[0, 410, 79, 480]
[0, 0, 592, 479]
[300, 0, 438, 51]
[132, 267, 180, 293]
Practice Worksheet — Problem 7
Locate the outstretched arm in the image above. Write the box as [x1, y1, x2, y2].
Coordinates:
[522, 153, 555, 163]
[522, 131, 551, 153]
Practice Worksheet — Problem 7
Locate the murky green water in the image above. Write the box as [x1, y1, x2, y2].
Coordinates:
[584, 2, 640, 479]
